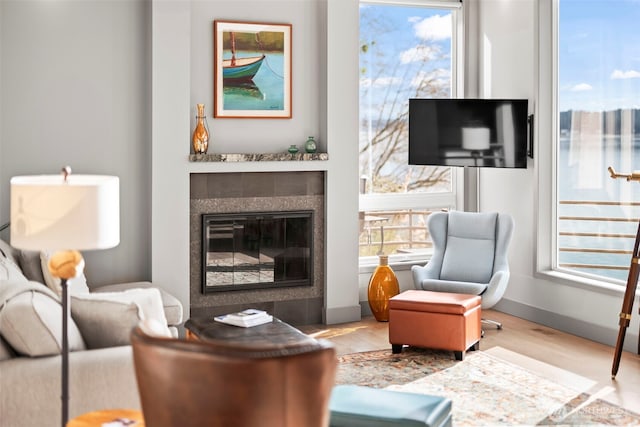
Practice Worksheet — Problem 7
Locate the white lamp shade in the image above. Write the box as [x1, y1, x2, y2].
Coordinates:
[461, 127, 491, 151]
[10, 174, 120, 251]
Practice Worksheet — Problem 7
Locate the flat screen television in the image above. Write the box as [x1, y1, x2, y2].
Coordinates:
[408, 98, 530, 168]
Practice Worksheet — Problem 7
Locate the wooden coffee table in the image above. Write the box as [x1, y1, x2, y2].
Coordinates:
[184, 316, 316, 349]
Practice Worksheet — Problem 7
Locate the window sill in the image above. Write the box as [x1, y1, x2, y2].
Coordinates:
[359, 253, 430, 274]
[535, 269, 639, 298]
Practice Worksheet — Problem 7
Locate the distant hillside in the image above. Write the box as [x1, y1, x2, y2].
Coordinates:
[560, 109, 640, 135]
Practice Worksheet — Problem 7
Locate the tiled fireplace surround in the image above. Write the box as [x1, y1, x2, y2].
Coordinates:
[189, 171, 325, 325]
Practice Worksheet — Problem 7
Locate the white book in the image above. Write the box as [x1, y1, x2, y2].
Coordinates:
[214, 309, 273, 328]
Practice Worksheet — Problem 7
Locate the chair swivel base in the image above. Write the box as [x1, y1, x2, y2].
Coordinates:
[482, 318, 503, 329]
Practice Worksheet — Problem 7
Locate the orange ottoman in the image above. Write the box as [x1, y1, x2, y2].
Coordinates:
[388, 290, 481, 361]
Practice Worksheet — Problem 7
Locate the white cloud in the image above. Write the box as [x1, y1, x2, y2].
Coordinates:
[611, 69, 640, 79]
[411, 69, 450, 89]
[360, 76, 402, 88]
[413, 14, 452, 41]
[570, 83, 593, 92]
[399, 45, 440, 64]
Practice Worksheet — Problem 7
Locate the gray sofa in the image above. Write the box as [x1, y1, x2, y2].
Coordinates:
[0, 238, 183, 426]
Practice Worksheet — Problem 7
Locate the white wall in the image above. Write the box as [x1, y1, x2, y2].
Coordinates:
[0, 4, 3, 223]
[0, 0, 151, 285]
[477, 0, 638, 351]
[189, 1, 326, 153]
[151, 0, 361, 323]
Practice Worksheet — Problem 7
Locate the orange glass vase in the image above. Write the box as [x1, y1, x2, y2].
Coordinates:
[192, 103, 210, 154]
[367, 254, 399, 322]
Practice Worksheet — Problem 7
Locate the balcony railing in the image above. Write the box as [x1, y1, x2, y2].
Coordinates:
[359, 209, 434, 257]
[558, 200, 639, 280]
[360, 203, 637, 281]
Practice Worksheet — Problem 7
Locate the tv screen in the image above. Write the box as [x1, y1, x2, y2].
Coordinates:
[409, 99, 529, 168]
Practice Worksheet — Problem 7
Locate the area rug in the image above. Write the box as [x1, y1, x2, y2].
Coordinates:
[336, 347, 640, 426]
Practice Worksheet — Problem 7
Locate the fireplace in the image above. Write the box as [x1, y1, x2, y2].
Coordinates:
[202, 210, 313, 293]
[190, 171, 325, 325]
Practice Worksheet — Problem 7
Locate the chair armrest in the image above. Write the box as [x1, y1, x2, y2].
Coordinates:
[481, 269, 510, 309]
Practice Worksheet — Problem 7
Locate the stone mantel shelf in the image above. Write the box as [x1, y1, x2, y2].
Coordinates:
[189, 153, 329, 162]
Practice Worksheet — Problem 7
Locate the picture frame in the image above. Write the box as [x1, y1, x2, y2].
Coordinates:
[214, 20, 292, 119]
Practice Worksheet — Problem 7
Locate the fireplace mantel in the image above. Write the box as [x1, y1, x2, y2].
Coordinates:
[189, 153, 329, 162]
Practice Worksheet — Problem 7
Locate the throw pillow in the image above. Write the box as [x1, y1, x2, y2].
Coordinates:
[70, 288, 171, 349]
[19, 249, 47, 284]
[0, 288, 86, 356]
[70, 297, 141, 349]
[40, 251, 90, 296]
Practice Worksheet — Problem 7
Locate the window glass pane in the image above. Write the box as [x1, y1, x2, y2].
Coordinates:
[359, 3, 453, 195]
[558, 0, 640, 282]
[359, 2, 458, 260]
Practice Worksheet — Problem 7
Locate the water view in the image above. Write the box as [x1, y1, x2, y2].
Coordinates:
[558, 110, 640, 281]
[223, 51, 285, 111]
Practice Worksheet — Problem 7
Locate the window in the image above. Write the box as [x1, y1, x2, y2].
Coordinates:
[556, 0, 640, 284]
[358, 0, 463, 264]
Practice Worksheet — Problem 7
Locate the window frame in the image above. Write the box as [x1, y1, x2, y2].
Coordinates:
[358, 0, 465, 267]
[536, 0, 633, 294]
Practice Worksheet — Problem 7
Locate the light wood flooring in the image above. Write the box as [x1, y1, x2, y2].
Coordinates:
[299, 309, 640, 415]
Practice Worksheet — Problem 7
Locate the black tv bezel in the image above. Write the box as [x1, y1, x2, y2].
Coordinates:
[408, 98, 531, 169]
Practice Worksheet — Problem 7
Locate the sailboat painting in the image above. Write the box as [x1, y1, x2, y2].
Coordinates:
[214, 21, 292, 118]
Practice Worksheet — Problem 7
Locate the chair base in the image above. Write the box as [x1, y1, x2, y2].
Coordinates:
[482, 318, 502, 329]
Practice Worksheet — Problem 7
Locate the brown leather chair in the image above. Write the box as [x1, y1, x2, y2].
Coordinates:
[130, 324, 337, 427]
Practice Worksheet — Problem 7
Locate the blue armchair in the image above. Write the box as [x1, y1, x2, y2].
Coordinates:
[411, 210, 514, 329]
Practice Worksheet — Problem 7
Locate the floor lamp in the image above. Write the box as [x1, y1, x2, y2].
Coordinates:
[10, 167, 120, 426]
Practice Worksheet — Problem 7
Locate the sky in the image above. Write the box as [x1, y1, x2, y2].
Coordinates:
[359, 4, 452, 120]
[360, 1, 640, 114]
[559, 0, 640, 112]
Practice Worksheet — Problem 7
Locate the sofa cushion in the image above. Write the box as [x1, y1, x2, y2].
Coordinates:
[0, 239, 21, 266]
[71, 288, 171, 349]
[440, 211, 497, 284]
[0, 254, 28, 284]
[40, 251, 90, 296]
[93, 281, 183, 326]
[0, 287, 86, 356]
[0, 335, 15, 360]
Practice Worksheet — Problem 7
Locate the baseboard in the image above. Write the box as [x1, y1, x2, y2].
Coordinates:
[360, 301, 372, 317]
[495, 298, 639, 353]
[324, 304, 361, 325]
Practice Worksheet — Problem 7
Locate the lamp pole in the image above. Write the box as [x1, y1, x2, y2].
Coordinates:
[61, 278, 70, 426]
[48, 249, 85, 426]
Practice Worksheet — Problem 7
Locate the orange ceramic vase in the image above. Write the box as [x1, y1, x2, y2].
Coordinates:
[367, 254, 399, 322]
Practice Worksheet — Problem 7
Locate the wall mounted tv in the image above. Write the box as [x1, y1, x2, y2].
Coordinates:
[408, 98, 530, 168]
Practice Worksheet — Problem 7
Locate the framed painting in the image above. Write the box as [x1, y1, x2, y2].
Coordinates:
[214, 20, 292, 118]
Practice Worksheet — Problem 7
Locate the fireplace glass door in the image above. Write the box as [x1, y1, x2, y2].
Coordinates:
[202, 211, 313, 292]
